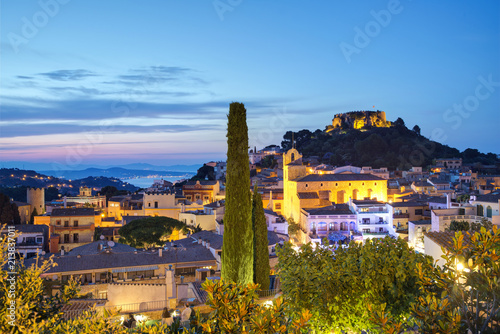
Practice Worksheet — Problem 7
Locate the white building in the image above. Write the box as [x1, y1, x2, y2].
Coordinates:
[263, 209, 288, 235]
[300, 204, 357, 244]
[349, 199, 396, 240]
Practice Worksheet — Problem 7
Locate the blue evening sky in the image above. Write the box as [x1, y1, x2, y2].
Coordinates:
[1, 0, 499, 167]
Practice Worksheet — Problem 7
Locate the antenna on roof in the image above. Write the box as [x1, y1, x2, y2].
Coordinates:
[292, 132, 295, 149]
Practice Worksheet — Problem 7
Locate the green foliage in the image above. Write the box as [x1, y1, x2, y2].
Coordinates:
[118, 216, 189, 248]
[191, 164, 215, 181]
[252, 187, 270, 290]
[259, 155, 277, 169]
[0, 193, 21, 224]
[371, 226, 500, 334]
[448, 220, 470, 231]
[277, 237, 429, 333]
[29, 207, 38, 224]
[286, 217, 300, 238]
[0, 227, 80, 333]
[222, 102, 253, 284]
[201, 279, 310, 333]
[280, 123, 500, 169]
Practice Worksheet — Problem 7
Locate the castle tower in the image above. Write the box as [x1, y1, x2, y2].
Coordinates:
[79, 186, 92, 197]
[27, 187, 45, 214]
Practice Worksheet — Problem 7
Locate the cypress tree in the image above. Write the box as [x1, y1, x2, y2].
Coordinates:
[252, 186, 270, 290]
[221, 102, 253, 284]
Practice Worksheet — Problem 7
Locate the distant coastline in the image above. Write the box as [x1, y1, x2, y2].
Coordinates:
[124, 174, 194, 188]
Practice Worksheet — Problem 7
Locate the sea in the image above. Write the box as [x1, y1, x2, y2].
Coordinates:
[123, 174, 195, 188]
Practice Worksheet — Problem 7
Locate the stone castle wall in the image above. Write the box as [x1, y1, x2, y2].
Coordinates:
[331, 111, 391, 130]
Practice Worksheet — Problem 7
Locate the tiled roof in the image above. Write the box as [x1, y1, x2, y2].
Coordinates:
[5, 224, 48, 234]
[184, 180, 218, 186]
[298, 192, 319, 199]
[264, 209, 279, 217]
[425, 231, 472, 251]
[352, 200, 384, 205]
[30, 244, 216, 274]
[67, 241, 135, 257]
[303, 204, 354, 215]
[51, 208, 95, 217]
[408, 220, 431, 225]
[297, 174, 385, 182]
[391, 201, 428, 208]
[190, 231, 223, 250]
[474, 193, 500, 203]
[109, 196, 127, 202]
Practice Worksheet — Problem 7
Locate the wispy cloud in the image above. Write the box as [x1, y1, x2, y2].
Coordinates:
[38, 69, 97, 81]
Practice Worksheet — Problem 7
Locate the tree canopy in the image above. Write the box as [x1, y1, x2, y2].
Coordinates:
[0, 193, 21, 224]
[118, 216, 189, 248]
[277, 237, 430, 333]
[221, 102, 253, 284]
[252, 186, 270, 290]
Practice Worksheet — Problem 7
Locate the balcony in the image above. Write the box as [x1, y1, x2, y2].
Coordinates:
[53, 225, 92, 231]
[359, 221, 388, 225]
[393, 213, 409, 219]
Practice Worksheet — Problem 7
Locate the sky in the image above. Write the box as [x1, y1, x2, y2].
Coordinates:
[1, 0, 499, 169]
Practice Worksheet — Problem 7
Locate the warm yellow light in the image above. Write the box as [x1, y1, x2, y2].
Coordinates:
[101, 214, 105, 217]
[456, 262, 464, 271]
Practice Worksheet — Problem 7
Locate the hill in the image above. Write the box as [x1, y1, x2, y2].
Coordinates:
[281, 117, 499, 170]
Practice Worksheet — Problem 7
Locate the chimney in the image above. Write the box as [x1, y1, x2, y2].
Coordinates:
[206, 241, 210, 249]
[171, 241, 174, 247]
[446, 193, 451, 209]
[202, 239, 206, 246]
[60, 249, 64, 256]
[274, 227, 277, 233]
[159, 248, 163, 257]
[198, 237, 202, 244]
[63, 196, 67, 208]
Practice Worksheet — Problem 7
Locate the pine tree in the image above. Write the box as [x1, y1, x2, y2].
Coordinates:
[221, 102, 253, 284]
[252, 186, 270, 290]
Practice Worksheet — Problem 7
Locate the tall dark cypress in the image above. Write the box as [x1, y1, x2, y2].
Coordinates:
[221, 102, 253, 284]
[252, 186, 270, 290]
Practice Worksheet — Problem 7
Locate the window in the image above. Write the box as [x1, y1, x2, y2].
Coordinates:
[349, 183, 351, 186]
[375, 182, 377, 186]
[36, 237, 43, 244]
[56, 220, 61, 225]
[148, 202, 151, 207]
[196, 195, 201, 200]
[154, 201, 158, 208]
[320, 183, 323, 187]
[305, 184, 308, 188]
[64, 221, 69, 227]
[63, 234, 69, 243]
[335, 183, 338, 186]
[204, 196, 209, 200]
[73, 220, 78, 227]
[275, 203, 281, 210]
[379, 217, 383, 223]
[186, 195, 192, 200]
[73, 233, 79, 243]
[415, 209, 423, 215]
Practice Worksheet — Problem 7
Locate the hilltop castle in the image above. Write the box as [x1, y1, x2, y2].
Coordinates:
[328, 110, 391, 131]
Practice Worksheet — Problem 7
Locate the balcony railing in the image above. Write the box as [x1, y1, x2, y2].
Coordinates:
[359, 221, 388, 225]
[393, 213, 409, 219]
[362, 231, 389, 236]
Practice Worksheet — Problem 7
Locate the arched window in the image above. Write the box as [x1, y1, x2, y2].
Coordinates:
[487, 206, 493, 218]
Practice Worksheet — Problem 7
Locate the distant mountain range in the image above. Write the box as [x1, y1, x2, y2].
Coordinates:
[0, 162, 200, 173]
[39, 167, 195, 180]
